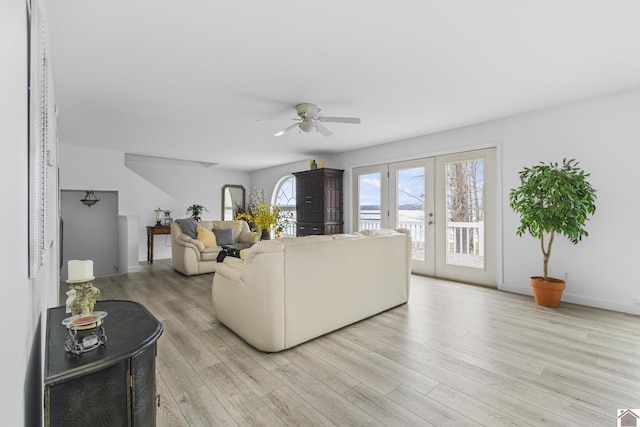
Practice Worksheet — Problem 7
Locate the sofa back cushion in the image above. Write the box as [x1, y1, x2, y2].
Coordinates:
[175, 218, 198, 239]
[212, 227, 235, 246]
[196, 226, 218, 248]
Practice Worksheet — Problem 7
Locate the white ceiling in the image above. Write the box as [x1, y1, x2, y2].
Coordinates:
[45, 1, 640, 171]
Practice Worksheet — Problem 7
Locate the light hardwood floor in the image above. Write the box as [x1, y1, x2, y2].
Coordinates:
[70, 259, 640, 426]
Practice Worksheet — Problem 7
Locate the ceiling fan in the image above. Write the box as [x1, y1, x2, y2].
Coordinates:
[266, 103, 361, 137]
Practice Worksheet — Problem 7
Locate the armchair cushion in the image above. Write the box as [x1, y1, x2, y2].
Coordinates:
[213, 228, 235, 246]
[196, 226, 217, 248]
[175, 218, 198, 239]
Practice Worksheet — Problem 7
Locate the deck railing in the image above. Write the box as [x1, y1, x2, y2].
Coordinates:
[282, 214, 482, 257]
[359, 219, 483, 255]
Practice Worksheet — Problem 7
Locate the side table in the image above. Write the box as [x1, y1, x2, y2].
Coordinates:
[146, 225, 170, 263]
[44, 300, 163, 426]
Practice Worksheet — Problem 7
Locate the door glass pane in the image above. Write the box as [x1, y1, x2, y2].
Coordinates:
[397, 167, 425, 261]
[274, 176, 296, 237]
[446, 159, 484, 268]
[359, 173, 381, 231]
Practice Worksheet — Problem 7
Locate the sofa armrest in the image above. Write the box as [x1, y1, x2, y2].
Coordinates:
[175, 234, 205, 251]
[215, 257, 243, 282]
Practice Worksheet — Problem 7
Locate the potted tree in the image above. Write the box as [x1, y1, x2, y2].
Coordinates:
[509, 158, 596, 307]
[186, 204, 207, 222]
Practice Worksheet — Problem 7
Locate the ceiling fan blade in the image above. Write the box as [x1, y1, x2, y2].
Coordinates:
[318, 117, 361, 124]
[257, 118, 298, 121]
[274, 123, 299, 136]
[317, 123, 333, 137]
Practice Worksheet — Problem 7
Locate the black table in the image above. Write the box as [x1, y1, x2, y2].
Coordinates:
[220, 242, 254, 259]
[44, 300, 163, 427]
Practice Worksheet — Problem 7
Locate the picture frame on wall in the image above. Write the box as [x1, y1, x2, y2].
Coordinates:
[28, 3, 51, 278]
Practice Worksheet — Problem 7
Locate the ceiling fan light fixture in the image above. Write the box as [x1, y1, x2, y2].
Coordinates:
[299, 121, 316, 133]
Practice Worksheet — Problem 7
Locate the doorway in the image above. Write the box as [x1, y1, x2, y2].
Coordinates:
[60, 190, 120, 280]
[353, 148, 497, 286]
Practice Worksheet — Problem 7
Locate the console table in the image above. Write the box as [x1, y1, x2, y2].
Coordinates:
[146, 225, 170, 263]
[44, 300, 163, 427]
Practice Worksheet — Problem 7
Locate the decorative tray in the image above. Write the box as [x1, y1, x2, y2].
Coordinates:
[62, 311, 108, 329]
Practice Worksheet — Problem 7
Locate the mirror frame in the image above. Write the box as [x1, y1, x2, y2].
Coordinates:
[221, 184, 246, 220]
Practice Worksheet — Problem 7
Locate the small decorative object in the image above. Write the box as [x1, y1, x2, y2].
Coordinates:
[163, 210, 172, 225]
[65, 289, 76, 314]
[509, 158, 597, 307]
[154, 208, 164, 226]
[66, 260, 100, 315]
[318, 159, 323, 168]
[80, 191, 100, 207]
[311, 160, 317, 169]
[186, 204, 207, 222]
[62, 311, 108, 355]
[63, 260, 107, 354]
[309, 159, 313, 169]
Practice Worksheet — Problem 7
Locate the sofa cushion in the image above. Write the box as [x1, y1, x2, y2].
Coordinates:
[279, 235, 332, 247]
[176, 218, 198, 239]
[213, 228, 235, 246]
[237, 228, 256, 244]
[179, 233, 204, 251]
[196, 226, 217, 248]
[201, 247, 221, 261]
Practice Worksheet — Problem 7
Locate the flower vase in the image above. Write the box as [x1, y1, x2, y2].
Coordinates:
[261, 228, 271, 240]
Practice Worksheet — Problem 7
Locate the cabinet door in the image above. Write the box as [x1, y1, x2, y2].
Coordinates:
[306, 175, 325, 223]
[46, 360, 129, 426]
[324, 171, 343, 224]
[131, 345, 157, 426]
[295, 174, 314, 222]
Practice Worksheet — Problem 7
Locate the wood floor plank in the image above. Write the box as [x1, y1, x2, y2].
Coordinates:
[261, 386, 335, 427]
[270, 362, 383, 426]
[386, 383, 484, 427]
[61, 259, 638, 426]
[156, 372, 190, 427]
[199, 363, 287, 426]
[343, 383, 432, 426]
[284, 346, 360, 395]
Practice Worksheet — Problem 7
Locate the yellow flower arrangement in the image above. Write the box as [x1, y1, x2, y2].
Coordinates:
[235, 188, 293, 237]
[236, 203, 282, 233]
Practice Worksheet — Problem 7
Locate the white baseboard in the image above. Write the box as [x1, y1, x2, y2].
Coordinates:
[501, 284, 640, 315]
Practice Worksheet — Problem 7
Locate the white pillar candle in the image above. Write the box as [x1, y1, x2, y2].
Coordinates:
[68, 260, 94, 282]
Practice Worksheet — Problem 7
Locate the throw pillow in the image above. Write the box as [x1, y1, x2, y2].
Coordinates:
[213, 228, 234, 246]
[196, 226, 217, 248]
[175, 218, 198, 239]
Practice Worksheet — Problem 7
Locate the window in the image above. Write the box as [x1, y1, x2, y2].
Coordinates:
[273, 175, 296, 236]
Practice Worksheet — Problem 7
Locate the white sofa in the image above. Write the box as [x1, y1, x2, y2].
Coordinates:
[170, 219, 258, 276]
[212, 228, 412, 352]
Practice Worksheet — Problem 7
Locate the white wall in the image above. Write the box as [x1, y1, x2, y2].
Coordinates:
[251, 88, 640, 315]
[1, 0, 60, 424]
[59, 146, 250, 262]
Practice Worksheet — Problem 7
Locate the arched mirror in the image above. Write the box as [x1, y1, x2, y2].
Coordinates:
[222, 185, 246, 220]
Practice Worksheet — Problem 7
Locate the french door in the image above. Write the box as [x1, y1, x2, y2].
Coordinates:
[353, 148, 497, 286]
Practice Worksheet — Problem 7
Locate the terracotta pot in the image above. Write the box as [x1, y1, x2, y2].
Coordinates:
[529, 276, 565, 307]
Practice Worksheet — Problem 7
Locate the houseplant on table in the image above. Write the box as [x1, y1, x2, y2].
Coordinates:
[509, 158, 597, 307]
[186, 204, 207, 222]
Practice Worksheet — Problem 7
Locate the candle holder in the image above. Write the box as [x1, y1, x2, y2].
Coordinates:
[62, 311, 108, 355]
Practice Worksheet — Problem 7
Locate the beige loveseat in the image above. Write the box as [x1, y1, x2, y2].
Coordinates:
[212, 229, 412, 352]
[170, 219, 258, 276]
